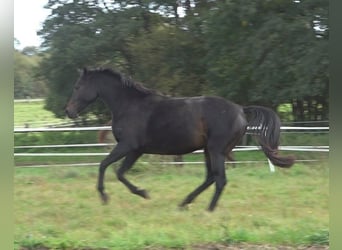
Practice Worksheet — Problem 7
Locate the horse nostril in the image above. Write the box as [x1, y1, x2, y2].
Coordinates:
[65, 108, 72, 118]
[65, 106, 78, 119]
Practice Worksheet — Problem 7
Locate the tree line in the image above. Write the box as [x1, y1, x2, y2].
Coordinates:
[14, 41, 48, 99]
[15, 0, 328, 122]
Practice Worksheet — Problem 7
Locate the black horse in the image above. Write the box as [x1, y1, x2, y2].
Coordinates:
[65, 68, 295, 211]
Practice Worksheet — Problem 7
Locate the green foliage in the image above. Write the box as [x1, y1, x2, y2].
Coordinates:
[14, 49, 47, 99]
[305, 229, 329, 245]
[204, 0, 328, 113]
[36, 0, 328, 122]
[38, 0, 167, 118]
[128, 24, 208, 96]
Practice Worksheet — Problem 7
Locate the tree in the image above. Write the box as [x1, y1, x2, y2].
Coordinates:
[203, 0, 328, 120]
[128, 24, 208, 96]
[38, 0, 190, 119]
[38, 0, 116, 119]
[14, 46, 47, 99]
[38, 0, 328, 122]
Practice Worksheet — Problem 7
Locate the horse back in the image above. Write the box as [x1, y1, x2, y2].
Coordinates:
[143, 96, 246, 154]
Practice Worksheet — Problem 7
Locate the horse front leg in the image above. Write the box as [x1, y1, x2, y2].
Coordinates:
[97, 143, 131, 204]
[116, 151, 149, 199]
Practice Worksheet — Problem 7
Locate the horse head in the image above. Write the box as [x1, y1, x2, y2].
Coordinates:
[65, 68, 98, 118]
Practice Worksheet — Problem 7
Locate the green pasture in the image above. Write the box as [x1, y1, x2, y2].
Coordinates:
[14, 100, 65, 127]
[14, 162, 328, 249]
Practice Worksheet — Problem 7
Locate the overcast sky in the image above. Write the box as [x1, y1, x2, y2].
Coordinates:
[14, 0, 51, 50]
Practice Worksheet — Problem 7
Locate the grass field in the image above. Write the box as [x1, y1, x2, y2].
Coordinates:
[14, 161, 328, 250]
[14, 100, 329, 249]
[14, 100, 66, 128]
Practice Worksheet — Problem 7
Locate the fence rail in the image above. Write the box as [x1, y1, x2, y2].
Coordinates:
[14, 125, 329, 171]
[14, 126, 330, 133]
[14, 145, 329, 155]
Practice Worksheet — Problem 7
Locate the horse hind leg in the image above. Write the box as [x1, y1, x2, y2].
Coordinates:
[179, 148, 215, 208]
[225, 127, 246, 168]
[207, 150, 227, 211]
[206, 130, 244, 211]
[226, 151, 236, 168]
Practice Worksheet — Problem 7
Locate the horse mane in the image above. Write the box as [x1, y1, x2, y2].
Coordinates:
[88, 68, 158, 95]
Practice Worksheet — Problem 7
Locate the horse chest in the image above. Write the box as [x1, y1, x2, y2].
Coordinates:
[111, 119, 146, 143]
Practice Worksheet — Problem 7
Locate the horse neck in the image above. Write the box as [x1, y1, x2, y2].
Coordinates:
[96, 75, 149, 119]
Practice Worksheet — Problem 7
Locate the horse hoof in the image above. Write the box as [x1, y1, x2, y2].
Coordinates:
[178, 203, 191, 211]
[100, 193, 109, 204]
[137, 189, 150, 199]
[207, 206, 216, 212]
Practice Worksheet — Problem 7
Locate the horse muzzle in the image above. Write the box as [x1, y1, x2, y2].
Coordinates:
[65, 103, 79, 119]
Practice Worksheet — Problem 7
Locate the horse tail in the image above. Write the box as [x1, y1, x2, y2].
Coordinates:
[243, 106, 295, 168]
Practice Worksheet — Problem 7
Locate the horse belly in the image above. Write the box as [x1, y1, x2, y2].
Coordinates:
[144, 117, 205, 155]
